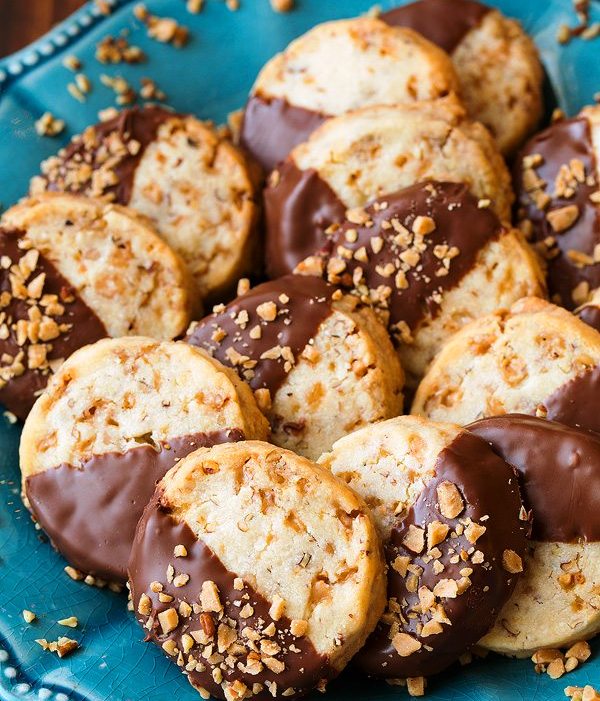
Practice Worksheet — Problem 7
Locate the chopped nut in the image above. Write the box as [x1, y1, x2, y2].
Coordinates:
[35, 112, 65, 137]
[57, 616, 78, 628]
[502, 549, 524, 573]
[158, 608, 179, 634]
[566, 641, 591, 662]
[547, 657, 566, 679]
[402, 524, 425, 554]
[256, 301, 277, 321]
[547, 205, 579, 232]
[64, 566, 83, 581]
[427, 520, 450, 550]
[407, 677, 426, 697]
[437, 481, 464, 519]
[412, 215, 436, 236]
[433, 578, 459, 599]
[391, 632, 422, 657]
[173, 544, 188, 558]
[464, 522, 486, 544]
[23, 610, 36, 623]
[200, 580, 222, 612]
[138, 593, 152, 616]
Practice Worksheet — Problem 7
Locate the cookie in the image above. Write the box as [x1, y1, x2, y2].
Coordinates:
[129, 440, 386, 700]
[382, 0, 543, 155]
[0, 193, 193, 419]
[469, 414, 600, 655]
[264, 97, 513, 278]
[319, 415, 528, 679]
[514, 105, 600, 309]
[240, 17, 459, 171]
[20, 337, 269, 583]
[575, 287, 600, 332]
[186, 275, 403, 460]
[412, 297, 600, 435]
[297, 181, 544, 388]
[30, 105, 260, 299]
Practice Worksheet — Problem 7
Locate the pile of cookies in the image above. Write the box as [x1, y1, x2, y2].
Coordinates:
[7, 0, 600, 699]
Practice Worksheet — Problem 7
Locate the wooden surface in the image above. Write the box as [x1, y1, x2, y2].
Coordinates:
[0, 0, 86, 58]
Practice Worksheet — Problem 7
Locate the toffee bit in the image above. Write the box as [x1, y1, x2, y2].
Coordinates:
[502, 549, 523, 573]
[270, 0, 294, 11]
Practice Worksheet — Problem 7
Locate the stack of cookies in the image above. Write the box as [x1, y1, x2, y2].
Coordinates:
[11, 0, 600, 699]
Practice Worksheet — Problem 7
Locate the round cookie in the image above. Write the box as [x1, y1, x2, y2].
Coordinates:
[186, 275, 403, 460]
[20, 337, 269, 583]
[381, 0, 543, 155]
[469, 414, 600, 655]
[412, 297, 600, 434]
[264, 97, 513, 278]
[240, 17, 459, 172]
[129, 440, 386, 701]
[0, 193, 193, 420]
[515, 105, 600, 309]
[318, 415, 528, 679]
[575, 287, 600, 333]
[297, 181, 545, 388]
[30, 105, 260, 299]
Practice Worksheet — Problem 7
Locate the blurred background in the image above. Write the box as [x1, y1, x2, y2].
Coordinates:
[0, 1, 85, 57]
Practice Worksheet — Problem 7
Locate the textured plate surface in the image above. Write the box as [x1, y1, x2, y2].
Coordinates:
[0, 1, 599, 699]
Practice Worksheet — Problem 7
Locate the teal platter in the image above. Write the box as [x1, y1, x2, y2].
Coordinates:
[0, 1, 599, 699]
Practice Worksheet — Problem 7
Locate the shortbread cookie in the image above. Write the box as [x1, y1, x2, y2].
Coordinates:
[21, 337, 269, 583]
[382, 0, 543, 155]
[319, 415, 528, 678]
[0, 193, 193, 419]
[264, 98, 513, 277]
[575, 287, 600, 332]
[186, 275, 403, 460]
[515, 105, 600, 309]
[412, 297, 600, 434]
[129, 440, 386, 700]
[31, 106, 260, 299]
[240, 17, 459, 171]
[297, 181, 544, 387]
[469, 414, 600, 655]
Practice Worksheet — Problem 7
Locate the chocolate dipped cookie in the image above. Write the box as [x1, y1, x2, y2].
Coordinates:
[186, 275, 403, 460]
[470, 414, 600, 654]
[30, 106, 260, 300]
[412, 297, 600, 434]
[240, 17, 459, 172]
[20, 337, 269, 583]
[382, 0, 543, 155]
[297, 181, 544, 388]
[0, 193, 193, 419]
[319, 415, 528, 679]
[515, 105, 600, 309]
[264, 97, 513, 277]
[129, 440, 386, 700]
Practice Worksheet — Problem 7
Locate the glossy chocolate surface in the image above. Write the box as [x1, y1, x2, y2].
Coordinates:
[26, 430, 244, 582]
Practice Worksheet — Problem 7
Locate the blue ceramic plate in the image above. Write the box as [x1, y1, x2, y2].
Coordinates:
[0, 1, 599, 699]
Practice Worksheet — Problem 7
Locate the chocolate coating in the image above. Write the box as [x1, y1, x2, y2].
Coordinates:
[25, 430, 244, 582]
[240, 95, 328, 174]
[186, 275, 335, 396]
[469, 414, 600, 543]
[0, 229, 106, 420]
[318, 181, 502, 336]
[577, 304, 600, 332]
[129, 493, 332, 700]
[44, 105, 174, 204]
[356, 431, 527, 678]
[515, 116, 600, 309]
[542, 363, 600, 435]
[264, 161, 347, 279]
[382, 0, 490, 53]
